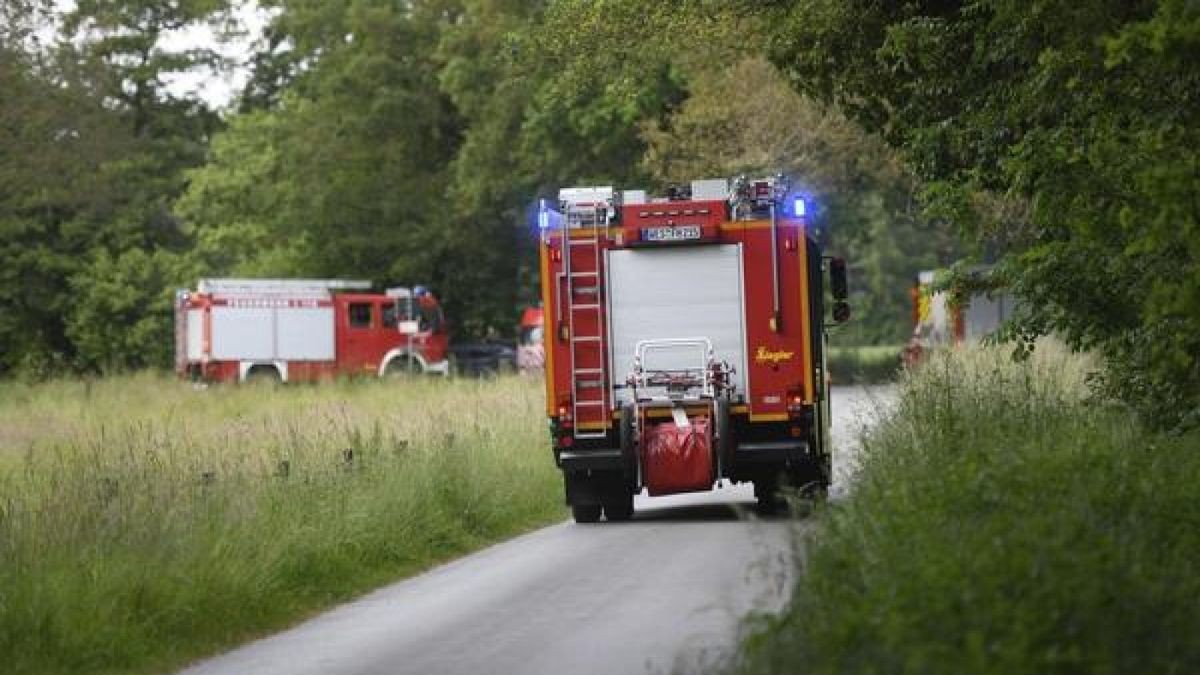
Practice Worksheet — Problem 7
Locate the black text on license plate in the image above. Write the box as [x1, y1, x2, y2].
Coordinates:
[643, 225, 701, 242]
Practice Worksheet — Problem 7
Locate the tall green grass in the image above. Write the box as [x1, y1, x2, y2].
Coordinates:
[0, 374, 562, 675]
[738, 344, 1200, 674]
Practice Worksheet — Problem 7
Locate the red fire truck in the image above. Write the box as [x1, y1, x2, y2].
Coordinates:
[175, 278, 449, 383]
[903, 268, 1017, 366]
[538, 177, 850, 522]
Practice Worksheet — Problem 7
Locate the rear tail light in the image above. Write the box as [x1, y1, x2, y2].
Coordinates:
[786, 390, 805, 414]
[557, 403, 573, 426]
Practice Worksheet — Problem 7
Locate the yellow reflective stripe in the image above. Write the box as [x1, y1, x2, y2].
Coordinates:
[798, 222, 815, 404]
[539, 237, 556, 416]
[749, 413, 789, 423]
[565, 227, 623, 239]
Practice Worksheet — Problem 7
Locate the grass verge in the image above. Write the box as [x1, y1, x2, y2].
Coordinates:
[0, 374, 563, 675]
[737, 344, 1200, 674]
[826, 345, 902, 385]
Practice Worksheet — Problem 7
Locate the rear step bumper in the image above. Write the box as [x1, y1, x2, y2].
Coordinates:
[734, 440, 808, 464]
[559, 449, 623, 472]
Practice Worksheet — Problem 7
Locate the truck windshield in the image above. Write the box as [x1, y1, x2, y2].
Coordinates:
[418, 304, 443, 333]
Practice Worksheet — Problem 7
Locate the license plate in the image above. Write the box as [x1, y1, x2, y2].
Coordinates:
[642, 225, 702, 242]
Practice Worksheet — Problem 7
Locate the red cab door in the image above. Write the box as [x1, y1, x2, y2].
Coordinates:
[338, 297, 381, 376]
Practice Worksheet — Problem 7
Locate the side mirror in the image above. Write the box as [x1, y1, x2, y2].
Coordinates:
[829, 257, 848, 301]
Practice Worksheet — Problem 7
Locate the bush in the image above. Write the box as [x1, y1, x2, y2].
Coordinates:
[737, 344, 1200, 675]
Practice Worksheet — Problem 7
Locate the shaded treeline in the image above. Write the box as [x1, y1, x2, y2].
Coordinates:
[0, 0, 951, 376]
[4, 0, 1194, 428]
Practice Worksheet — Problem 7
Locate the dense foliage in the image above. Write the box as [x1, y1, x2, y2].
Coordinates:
[0, 0, 225, 373]
[770, 0, 1200, 428]
[1, 0, 946, 375]
[738, 345, 1200, 674]
[8, 0, 1193, 426]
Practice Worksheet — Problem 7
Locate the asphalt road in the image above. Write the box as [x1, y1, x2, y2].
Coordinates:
[178, 385, 894, 675]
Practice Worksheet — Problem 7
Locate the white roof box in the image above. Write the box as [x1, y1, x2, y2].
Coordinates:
[559, 186, 614, 207]
[197, 278, 372, 296]
[622, 189, 648, 205]
[385, 287, 412, 299]
[691, 178, 729, 201]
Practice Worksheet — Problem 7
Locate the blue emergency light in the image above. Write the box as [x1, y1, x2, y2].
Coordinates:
[793, 197, 807, 217]
[538, 199, 551, 230]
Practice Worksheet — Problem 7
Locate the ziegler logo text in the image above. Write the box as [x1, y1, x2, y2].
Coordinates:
[754, 347, 794, 365]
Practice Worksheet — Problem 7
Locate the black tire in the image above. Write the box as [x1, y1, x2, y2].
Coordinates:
[384, 356, 420, 378]
[813, 449, 832, 497]
[754, 473, 782, 515]
[602, 492, 635, 522]
[794, 436, 832, 500]
[571, 503, 602, 523]
[244, 365, 281, 385]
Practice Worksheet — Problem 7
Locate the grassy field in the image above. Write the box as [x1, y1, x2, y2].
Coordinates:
[825, 344, 902, 385]
[736, 344, 1200, 674]
[0, 374, 563, 675]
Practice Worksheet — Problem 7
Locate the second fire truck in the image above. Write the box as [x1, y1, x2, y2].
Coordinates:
[175, 278, 449, 383]
[538, 177, 850, 522]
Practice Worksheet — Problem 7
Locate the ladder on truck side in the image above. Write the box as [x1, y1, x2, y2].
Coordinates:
[563, 197, 612, 440]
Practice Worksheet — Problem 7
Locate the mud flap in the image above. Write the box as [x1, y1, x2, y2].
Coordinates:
[564, 470, 624, 506]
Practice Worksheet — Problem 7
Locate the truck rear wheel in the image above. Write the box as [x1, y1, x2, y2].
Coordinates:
[810, 450, 832, 499]
[571, 503, 602, 523]
[794, 437, 832, 500]
[602, 492, 634, 521]
[244, 364, 281, 385]
[754, 473, 783, 515]
[384, 356, 420, 378]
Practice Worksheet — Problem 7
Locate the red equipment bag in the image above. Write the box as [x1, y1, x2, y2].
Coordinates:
[642, 417, 713, 496]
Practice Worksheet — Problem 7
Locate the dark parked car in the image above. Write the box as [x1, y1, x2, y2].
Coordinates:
[449, 340, 517, 377]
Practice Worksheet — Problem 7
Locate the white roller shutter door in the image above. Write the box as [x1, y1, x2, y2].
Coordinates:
[277, 308, 335, 360]
[211, 307, 274, 360]
[606, 244, 747, 406]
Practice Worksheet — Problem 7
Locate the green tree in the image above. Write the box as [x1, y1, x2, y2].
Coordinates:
[642, 57, 958, 343]
[0, 20, 147, 374]
[0, 0, 234, 373]
[66, 247, 200, 369]
[771, 0, 1200, 428]
[179, 0, 466, 312]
